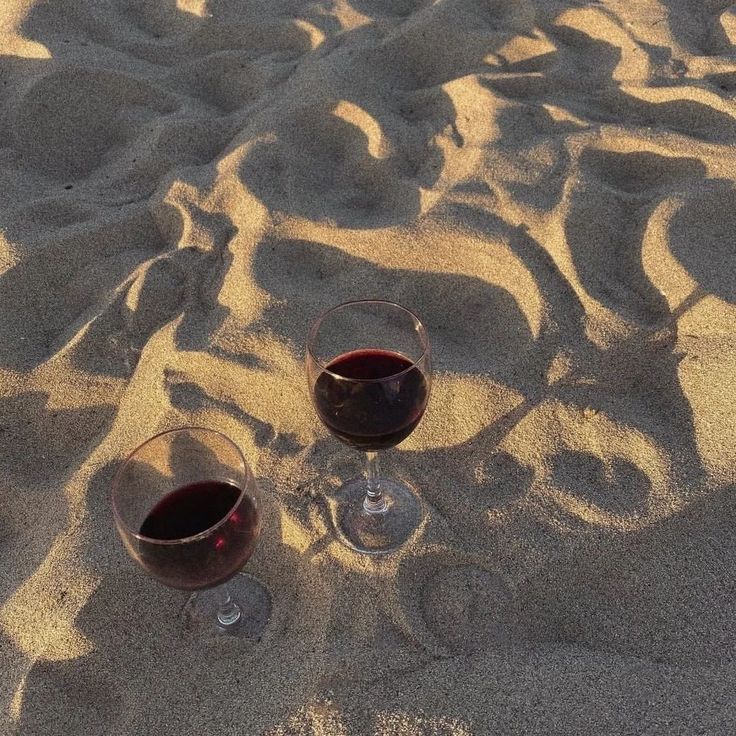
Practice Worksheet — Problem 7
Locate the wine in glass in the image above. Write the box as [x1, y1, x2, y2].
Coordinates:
[307, 300, 431, 554]
[112, 427, 271, 637]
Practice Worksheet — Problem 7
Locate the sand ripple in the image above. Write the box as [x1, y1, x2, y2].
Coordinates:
[1, 0, 736, 733]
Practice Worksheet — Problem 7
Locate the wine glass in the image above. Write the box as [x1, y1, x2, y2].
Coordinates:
[307, 300, 432, 554]
[112, 427, 271, 637]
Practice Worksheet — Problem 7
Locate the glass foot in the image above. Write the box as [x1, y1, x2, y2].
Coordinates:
[332, 477, 423, 555]
[183, 572, 271, 638]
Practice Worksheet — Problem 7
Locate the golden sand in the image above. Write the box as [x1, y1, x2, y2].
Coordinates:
[1, 0, 735, 733]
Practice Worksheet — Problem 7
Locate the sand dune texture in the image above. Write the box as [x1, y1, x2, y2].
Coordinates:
[1, 0, 735, 733]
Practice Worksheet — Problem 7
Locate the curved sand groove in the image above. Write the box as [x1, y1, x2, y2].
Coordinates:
[560, 146, 708, 324]
[332, 100, 389, 160]
[2, 0, 736, 733]
[667, 181, 736, 305]
[642, 195, 736, 330]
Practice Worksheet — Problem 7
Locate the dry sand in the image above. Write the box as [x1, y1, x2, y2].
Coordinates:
[1, 0, 736, 733]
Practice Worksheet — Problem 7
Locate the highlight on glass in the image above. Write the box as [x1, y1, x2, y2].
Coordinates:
[307, 299, 432, 554]
[112, 427, 271, 637]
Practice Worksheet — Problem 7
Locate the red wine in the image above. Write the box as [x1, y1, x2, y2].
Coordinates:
[313, 349, 428, 450]
[138, 481, 259, 591]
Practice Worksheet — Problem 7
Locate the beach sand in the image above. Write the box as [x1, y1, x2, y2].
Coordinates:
[1, 0, 735, 733]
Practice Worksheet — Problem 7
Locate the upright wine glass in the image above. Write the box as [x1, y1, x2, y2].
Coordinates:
[307, 300, 432, 554]
[112, 427, 271, 637]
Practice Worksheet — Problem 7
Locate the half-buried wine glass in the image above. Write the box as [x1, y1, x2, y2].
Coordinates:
[112, 427, 271, 637]
[307, 300, 432, 554]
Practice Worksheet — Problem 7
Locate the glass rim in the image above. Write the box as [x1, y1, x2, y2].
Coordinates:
[306, 299, 430, 383]
[111, 426, 252, 547]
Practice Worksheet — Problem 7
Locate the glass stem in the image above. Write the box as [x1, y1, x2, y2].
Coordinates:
[363, 451, 387, 513]
[216, 583, 242, 628]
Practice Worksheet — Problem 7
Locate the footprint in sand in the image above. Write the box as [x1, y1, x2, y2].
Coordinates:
[0, 393, 115, 605]
[240, 101, 424, 228]
[566, 148, 707, 324]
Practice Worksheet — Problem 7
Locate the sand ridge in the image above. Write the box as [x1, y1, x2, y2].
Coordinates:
[1, 0, 735, 733]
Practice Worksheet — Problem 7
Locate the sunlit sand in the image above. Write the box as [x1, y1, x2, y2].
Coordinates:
[1, 0, 735, 732]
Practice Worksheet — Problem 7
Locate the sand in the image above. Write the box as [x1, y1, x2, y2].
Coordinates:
[1, 0, 735, 733]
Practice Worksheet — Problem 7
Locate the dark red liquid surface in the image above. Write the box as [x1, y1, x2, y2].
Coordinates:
[313, 349, 428, 450]
[137, 480, 259, 590]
